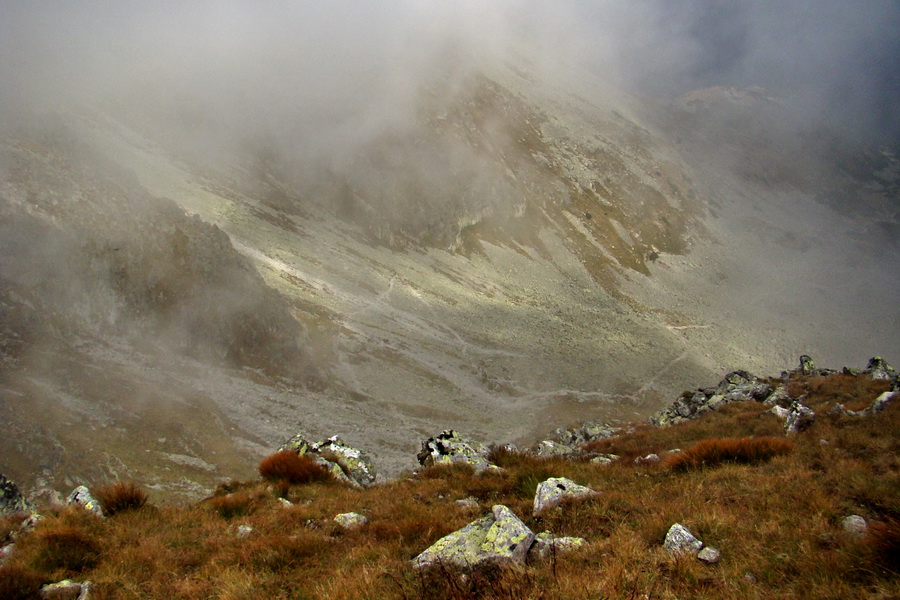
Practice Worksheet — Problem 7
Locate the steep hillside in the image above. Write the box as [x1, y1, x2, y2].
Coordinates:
[0, 62, 897, 504]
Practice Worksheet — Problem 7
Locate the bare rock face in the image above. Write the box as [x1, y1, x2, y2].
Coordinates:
[417, 430, 493, 472]
[533, 477, 599, 516]
[413, 505, 534, 571]
[0, 474, 35, 516]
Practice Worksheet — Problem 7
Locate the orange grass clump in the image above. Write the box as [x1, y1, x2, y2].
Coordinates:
[868, 517, 900, 572]
[665, 436, 795, 471]
[93, 481, 149, 516]
[258, 450, 332, 485]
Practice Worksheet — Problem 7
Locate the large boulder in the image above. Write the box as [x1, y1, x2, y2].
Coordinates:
[0, 474, 35, 516]
[533, 477, 599, 516]
[417, 430, 493, 472]
[413, 505, 534, 571]
[280, 433, 377, 487]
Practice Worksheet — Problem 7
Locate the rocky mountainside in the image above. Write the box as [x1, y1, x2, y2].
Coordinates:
[0, 60, 897, 503]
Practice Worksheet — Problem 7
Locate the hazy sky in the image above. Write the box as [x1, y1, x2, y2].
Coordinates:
[2, 1, 898, 143]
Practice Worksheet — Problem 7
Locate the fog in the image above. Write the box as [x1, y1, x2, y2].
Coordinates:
[3, 2, 898, 154]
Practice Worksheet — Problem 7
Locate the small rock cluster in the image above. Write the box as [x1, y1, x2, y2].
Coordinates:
[664, 523, 720, 564]
[412, 476, 597, 571]
[280, 433, 377, 487]
[417, 430, 498, 473]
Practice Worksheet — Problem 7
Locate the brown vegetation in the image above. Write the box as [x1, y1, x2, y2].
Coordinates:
[1, 373, 897, 599]
[93, 481, 149, 516]
[258, 450, 332, 485]
[665, 436, 795, 471]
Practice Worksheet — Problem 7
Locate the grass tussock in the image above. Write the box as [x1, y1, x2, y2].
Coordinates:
[1, 372, 897, 599]
[258, 450, 332, 485]
[93, 481, 149, 516]
[665, 436, 795, 471]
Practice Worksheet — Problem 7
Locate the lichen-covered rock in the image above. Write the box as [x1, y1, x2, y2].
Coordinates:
[535, 440, 576, 458]
[417, 430, 493, 472]
[0, 474, 35, 516]
[40, 579, 91, 600]
[664, 523, 704, 554]
[651, 370, 778, 427]
[280, 433, 377, 487]
[529, 531, 587, 561]
[533, 477, 599, 516]
[769, 405, 791, 420]
[763, 386, 792, 407]
[697, 546, 721, 564]
[863, 357, 896, 381]
[66, 486, 104, 518]
[413, 505, 534, 570]
[842, 515, 868, 537]
[551, 421, 619, 448]
[785, 401, 815, 434]
[334, 512, 368, 529]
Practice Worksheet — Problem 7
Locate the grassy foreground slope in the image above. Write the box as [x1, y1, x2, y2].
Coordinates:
[1, 372, 898, 599]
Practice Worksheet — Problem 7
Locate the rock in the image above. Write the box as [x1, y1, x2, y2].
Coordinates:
[651, 370, 773, 427]
[785, 401, 815, 434]
[863, 357, 897, 381]
[455, 497, 479, 510]
[334, 512, 368, 530]
[697, 546, 721, 564]
[533, 477, 599, 516]
[590, 454, 619, 465]
[529, 531, 587, 561]
[66, 486, 104, 518]
[1, 543, 14, 565]
[417, 430, 493, 472]
[842, 515, 868, 537]
[236, 525, 253, 538]
[799, 355, 819, 376]
[664, 523, 704, 554]
[279, 498, 293, 508]
[868, 391, 897, 415]
[763, 386, 792, 407]
[280, 433, 377, 487]
[768, 405, 791, 420]
[0, 474, 35, 516]
[634, 453, 660, 464]
[535, 440, 576, 458]
[551, 421, 619, 449]
[413, 505, 534, 571]
[40, 579, 91, 600]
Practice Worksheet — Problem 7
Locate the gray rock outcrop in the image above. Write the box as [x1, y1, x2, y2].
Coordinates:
[863, 357, 897, 382]
[40, 579, 91, 600]
[651, 370, 777, 427]
[66, 486, 104, 518]
[0, 474, 35, 516]
[697, 546, 721, 564]
[280, 433, 377, 487]
[417, 430, 493, 472]
[533, 477, 599, 516]
[413, 504, 534, 571]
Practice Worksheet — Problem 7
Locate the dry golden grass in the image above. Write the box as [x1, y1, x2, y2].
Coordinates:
[665, 436, 795, 471]
[93, 481, 149, 516]
[2, 373, 897, 599]
[258, 450, 332, 485]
